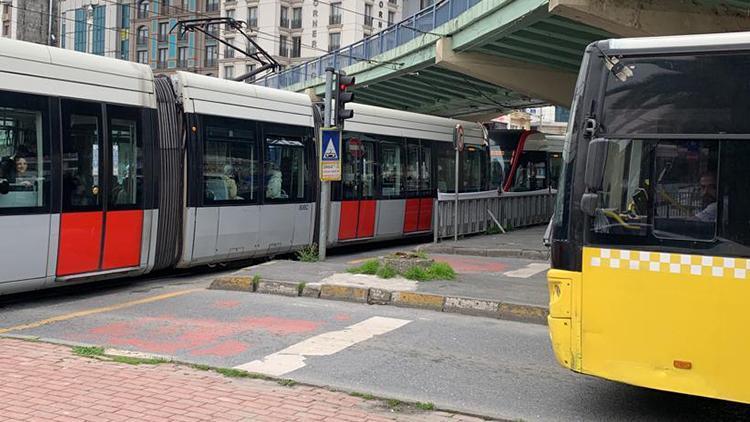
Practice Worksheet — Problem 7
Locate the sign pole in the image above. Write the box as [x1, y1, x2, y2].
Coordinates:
[318, 67, 335, 261]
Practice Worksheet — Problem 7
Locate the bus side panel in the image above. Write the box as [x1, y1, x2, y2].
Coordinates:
[581, 247, 750, 404]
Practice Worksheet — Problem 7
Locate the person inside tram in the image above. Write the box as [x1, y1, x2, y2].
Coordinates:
[13, 156, 35, 188]
[265, 162, 283, 199]
[695, 171, 718, 222]
[222, 164, 241, 200]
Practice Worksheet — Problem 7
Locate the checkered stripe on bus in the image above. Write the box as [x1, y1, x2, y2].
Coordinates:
[588, 248, 749, 279]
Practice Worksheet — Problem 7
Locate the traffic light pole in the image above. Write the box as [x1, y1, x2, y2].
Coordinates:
[318, 67, 335, 261]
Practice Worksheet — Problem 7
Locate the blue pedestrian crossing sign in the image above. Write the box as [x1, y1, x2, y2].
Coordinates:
[320, 127, 342, 181]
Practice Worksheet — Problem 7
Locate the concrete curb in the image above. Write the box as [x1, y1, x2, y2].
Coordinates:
[209, 277, 548, 325]
[417, 244, 548, 261]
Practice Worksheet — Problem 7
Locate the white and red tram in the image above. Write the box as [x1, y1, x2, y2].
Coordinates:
[0, 38, 488, 294]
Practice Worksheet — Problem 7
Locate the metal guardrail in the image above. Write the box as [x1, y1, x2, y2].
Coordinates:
[434, 190, 556, 240]
[256, 0, 483, 90]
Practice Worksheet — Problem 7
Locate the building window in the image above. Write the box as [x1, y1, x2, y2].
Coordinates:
[74, 8, 87, 52]
[224, 38, 234, 58]
[137, 0, 150, 19]
[279, 35, 288, 57]
[420, 0, 434, 8]
[291, 36, 301, 58]
[330, 3, 341, 25]
[158, 22, 168, 42]
[119, 4, 130, 59]
[224, 65, 234, 79]
[389, 0, 398, 5]
[207, 23, 219, 37]
[91, 5, 105, 55]
[60, 16, 66, 48]
[137, 50, 148, 64]
[246, 37, 257, 54]
[280, 6, 289, 28]
[205, 45, 218, 67]
[292, 8, 302, 29]
[137, 26, 148, 45]
[328, 32, 340, 52]
[225, 9, 235, 31]
[206, 0, 219, 13]
[364, 4, 373, 27]
[178, 46, 188, 68]
[387, 11, 395, 26]
[160, 0, 170, 15]
[244, 64, 255, 83]
[247, 7, 258, 28]
[158, 48, 168, 68]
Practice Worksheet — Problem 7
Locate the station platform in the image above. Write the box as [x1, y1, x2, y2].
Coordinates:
[211, 225, 551, 324]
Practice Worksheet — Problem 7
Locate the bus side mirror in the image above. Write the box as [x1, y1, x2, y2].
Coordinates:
[584, 138, 609, 191]
[581, 138, 611, 216]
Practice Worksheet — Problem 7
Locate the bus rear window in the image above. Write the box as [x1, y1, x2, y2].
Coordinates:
[602, 53, 750, 135]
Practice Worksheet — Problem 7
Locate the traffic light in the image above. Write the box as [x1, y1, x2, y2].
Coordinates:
[335, 72, 355, 127]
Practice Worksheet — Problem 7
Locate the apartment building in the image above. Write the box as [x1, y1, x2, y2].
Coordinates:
[219, 0, 403, 80]
[0, 0, 59, 45]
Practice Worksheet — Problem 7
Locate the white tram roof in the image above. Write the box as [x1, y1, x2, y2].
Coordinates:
[348, 103, 485, 145]
[0, 38, 155, 109]
[174, 71, 315, 128]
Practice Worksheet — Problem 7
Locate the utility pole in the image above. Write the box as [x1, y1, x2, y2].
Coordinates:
[318, 67, 335, 261]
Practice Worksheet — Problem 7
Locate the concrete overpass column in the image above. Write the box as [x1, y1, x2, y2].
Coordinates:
[434, 37, 577, 107]
[549, 0, 750, 37]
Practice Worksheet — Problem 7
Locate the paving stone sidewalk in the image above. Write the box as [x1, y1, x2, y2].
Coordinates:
[0, 338, 492, 422]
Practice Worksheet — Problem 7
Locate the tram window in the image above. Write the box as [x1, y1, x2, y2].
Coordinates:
[380, 142, 403, 197]
[0, 98, 49, 211]
[108, 106, 143, 208]
[461, 146, 484, 192]
[203, 123, 257, 204]
[361, 142, 376, 198]
[264, 135, 308, 202]
[63, 110, 102, 210]
[436, 144, 455, 193]
[405, 143, 420, 193]
[420, 145, 432, 192]
[591, 139, 719, 241]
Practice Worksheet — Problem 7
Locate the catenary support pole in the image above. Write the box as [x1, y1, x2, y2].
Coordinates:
[318, 67, 335, 261]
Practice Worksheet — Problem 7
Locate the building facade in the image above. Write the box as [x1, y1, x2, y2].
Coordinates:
[59, 0, 130, 59]
[0, 0, 59, 45]
[218, 0, 403, 80]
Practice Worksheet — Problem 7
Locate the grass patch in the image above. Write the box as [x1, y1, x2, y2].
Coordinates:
[485, 223, 503, 235]
[298, 282, 306, 295]
[191, 364, 212, 371]
[72, 346, 105, 357]
[111, 355, 169, 365]
[252, 274, 261, 291]
[416, 402, 435, 411]
[347, 259, 380, 275]
[215, 368, 263, 379]
[387, 399, 403, 409]
[349, 392, 375, 400]
[375, 264, 397, 279]
[403, 262, 456, 281]
[296, 244, 319, 262]
[278, 379, 297, 387]
[413, 250, 429, 259]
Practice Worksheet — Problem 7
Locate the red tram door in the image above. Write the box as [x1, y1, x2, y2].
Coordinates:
[57, 102, 144, 276]
[403, 141, 433, 233]
[338, 138, 376, 240]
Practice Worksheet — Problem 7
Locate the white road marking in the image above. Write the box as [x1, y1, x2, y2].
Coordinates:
[234, 316, 411, 376]
[503, 263, 550, 278]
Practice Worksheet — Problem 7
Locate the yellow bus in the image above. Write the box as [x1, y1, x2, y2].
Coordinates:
[547, 31, 750, 404]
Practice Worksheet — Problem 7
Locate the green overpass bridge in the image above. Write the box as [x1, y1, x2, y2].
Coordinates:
[257, 0, 750, 119]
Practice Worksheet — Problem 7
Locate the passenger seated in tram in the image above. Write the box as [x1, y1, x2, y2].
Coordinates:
[265, 162, 284, 199]
[222, 164, 242, 200]
[13, 155, 35, 188]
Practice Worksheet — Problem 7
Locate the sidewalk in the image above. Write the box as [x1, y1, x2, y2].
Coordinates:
[0, 338, 491, 422]
[211, 227, 551, 324]
[418, 225, 549, 260]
